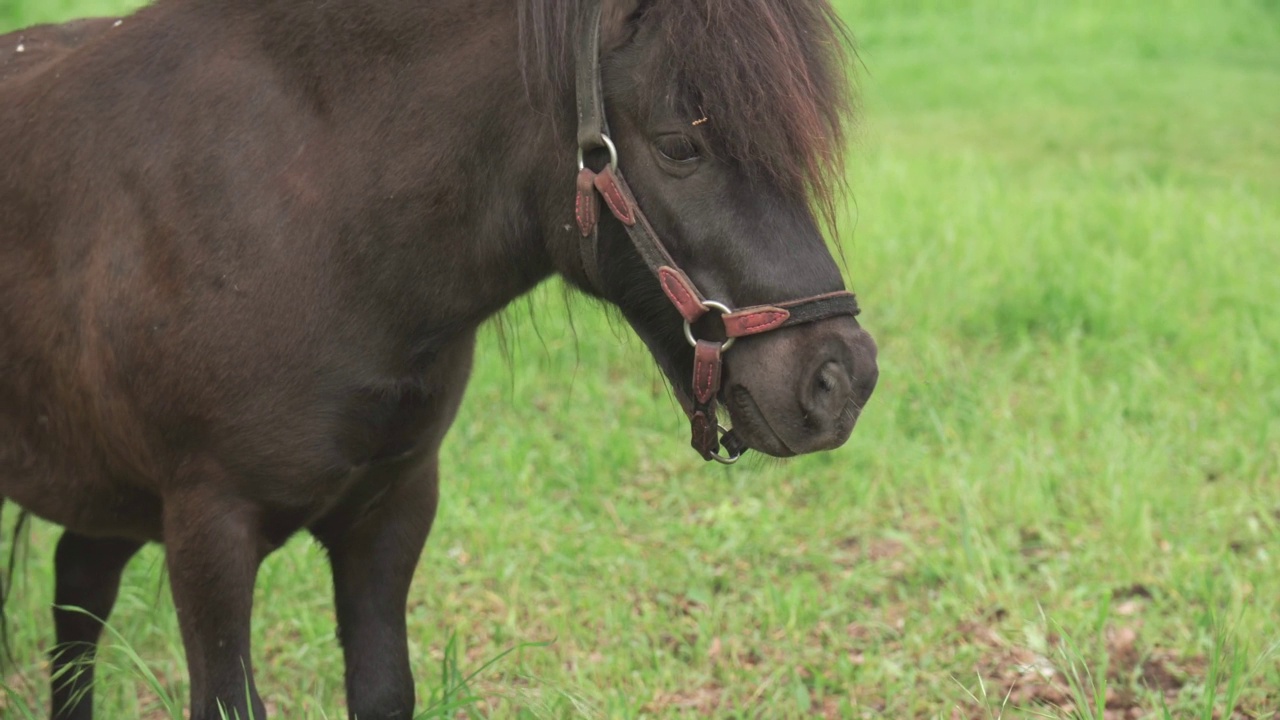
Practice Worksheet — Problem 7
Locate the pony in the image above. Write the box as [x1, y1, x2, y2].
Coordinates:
[0, 0, 878, 717]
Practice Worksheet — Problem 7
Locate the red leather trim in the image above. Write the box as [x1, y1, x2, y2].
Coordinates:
[575, 168, 599, 237]
[693, 340, 722, 405]
[658, 266, 706, 323]
[723, 307, 790, 337]
[593, 168, 636, 226]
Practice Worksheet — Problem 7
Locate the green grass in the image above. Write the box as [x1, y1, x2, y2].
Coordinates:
[3, 0, 1279, 718]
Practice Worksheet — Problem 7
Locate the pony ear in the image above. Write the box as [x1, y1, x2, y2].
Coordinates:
[600, 0, 654, 51]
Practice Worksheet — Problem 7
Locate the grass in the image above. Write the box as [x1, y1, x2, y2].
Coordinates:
[3, 0, 1279, 717]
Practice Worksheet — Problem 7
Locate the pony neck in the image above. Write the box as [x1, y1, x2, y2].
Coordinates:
[236, 0, 576, 357]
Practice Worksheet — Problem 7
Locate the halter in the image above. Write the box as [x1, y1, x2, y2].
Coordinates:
[572, 3, 861, 464]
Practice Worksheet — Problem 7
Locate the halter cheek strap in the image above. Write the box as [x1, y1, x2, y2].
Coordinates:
[573, 4, 860, 463]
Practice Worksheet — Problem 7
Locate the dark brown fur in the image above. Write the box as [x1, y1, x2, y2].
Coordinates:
[0, 1, 876, 718]
[521, 0, 856, 226]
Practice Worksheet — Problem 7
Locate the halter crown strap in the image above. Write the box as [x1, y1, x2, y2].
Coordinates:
[575, 1, 609, 155]
[572, 4, 861, 463]
[574, 2, 608, 288]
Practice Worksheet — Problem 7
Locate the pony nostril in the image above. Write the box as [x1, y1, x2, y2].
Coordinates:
[804, 360, 854, 423]
[815, 366, 837, 395]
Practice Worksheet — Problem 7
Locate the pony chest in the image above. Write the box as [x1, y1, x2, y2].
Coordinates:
[322, 334, 475, 469]
[330, 378, 441, 467]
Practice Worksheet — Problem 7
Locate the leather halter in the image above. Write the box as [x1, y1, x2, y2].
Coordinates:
[572, 3, 861, 463]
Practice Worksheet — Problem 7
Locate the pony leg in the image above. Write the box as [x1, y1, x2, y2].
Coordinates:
[163, 478, 267, 720]
[49, 532, 143, 720]
[312, 457, 439, 720]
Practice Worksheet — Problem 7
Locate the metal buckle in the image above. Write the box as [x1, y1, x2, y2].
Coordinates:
[708, 424, 742, 465]
[577, 134, 618, 173]
[682, 299, 736, 352]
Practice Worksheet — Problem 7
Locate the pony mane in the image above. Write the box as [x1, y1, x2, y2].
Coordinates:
[519, 0, 858, 229]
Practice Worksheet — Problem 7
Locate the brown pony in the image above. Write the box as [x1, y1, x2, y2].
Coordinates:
[0, 0, 878, 717]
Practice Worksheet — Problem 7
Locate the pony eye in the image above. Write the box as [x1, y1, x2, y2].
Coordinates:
[655, 134, 699, 163]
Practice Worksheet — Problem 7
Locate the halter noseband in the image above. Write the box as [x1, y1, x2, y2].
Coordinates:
[571, 3, 861, 463]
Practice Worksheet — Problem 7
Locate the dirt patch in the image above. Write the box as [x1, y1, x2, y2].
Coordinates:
[643, 684, 724, 715]
[950, 609, 1238, 720]
[837, 535, 908, 562]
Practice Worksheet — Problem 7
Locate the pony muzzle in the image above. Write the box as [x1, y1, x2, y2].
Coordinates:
[722, 317, 878, 457]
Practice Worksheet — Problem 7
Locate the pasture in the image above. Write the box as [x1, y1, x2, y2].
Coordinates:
[2, 0, 1278, 717]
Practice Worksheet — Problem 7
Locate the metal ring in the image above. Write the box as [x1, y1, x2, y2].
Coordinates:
[708, 424, 742, 465]
[577, 134, 619, 172]
[682, 299, 736, 352]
